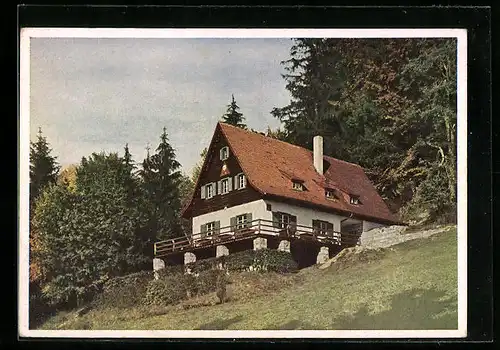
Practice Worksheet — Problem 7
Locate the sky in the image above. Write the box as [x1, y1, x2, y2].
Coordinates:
[29, 37, 293, 176]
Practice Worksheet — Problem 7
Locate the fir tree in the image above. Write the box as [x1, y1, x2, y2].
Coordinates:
[30, 127, 60, 205]
[141, 128, 183, 240]
[221, 94, 247, 129]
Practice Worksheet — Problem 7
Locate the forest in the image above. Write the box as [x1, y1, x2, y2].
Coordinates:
[28, 38, 457, 326]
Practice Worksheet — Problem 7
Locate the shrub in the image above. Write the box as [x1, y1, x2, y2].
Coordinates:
[94, 271, 153, 309]
[253, 249, 298, 274]
[143, 274, 188, 306]
[224, 250, 255, 272]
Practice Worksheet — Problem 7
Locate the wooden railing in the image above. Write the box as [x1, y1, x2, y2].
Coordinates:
[154, 219, 361, 258]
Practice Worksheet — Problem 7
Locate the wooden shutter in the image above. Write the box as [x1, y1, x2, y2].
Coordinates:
[245, 213, 252, 228]
[228, 177, 233, 191]
[219, 147, 224, 160]
[233, 175, 239, 189]
[215, 221, 221, 235]
[200, 185, 206, 199]
[312, 220, 320, 235]
[217, 180, 222, 195]
[200, 224, 207, 238]
[230, 216, 237, 232]
[272, 212, 281, 228]
[241, 174, 246, 188]
[289, 215, 297, 233]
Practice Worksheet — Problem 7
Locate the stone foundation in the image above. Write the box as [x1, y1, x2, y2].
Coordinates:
[253, 237, 267, 250]
[278, 240, 291, 253]
[152, 258, 165, 280]
[184, 252, 196, 265]
[316, 246, 329, 264]
[216, 245, 229, 257]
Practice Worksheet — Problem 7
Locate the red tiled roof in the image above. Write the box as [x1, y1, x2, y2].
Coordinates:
[219, 122, 402, 225]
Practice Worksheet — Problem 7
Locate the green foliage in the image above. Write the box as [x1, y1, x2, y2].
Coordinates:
[30, 127, 60, 206]
[144, 274, 188, 306]
[221, 94, 247, 129]
[273, 38, 457, 222]
[140, 127, 183, 241]
[34, 152, 150, 308]
[94, 271, 153, 309]
[253, 249, 299, 274]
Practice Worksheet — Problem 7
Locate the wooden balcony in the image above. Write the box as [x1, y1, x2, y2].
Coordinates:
[154, 219, 361, 258]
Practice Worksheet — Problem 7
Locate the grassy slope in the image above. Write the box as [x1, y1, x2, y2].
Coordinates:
[40, 227, 457, 330]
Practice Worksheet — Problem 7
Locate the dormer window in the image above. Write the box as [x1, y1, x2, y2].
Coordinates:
[292, 180, 304, 191]
[325, 189, 339, 200]
[350, 195, 360, 205]
[220, 146, 229, 161]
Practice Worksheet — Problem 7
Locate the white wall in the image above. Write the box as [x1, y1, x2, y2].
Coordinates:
[192, 199, 271, 238]
[191, 198, 388, 240]
[264, 200, 345, 233]
[362, 220, 386, 232]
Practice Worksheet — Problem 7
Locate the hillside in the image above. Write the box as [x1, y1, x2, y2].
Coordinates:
[39, 226, 457, 330]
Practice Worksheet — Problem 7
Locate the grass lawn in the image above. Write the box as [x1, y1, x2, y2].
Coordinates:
[39, 227, 457, 330]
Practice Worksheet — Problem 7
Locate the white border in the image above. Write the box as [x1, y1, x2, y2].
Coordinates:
[19, 28, 467, 339]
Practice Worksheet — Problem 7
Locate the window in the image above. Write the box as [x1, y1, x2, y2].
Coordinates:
[206, 222, 216, 236]
[220, 146, 229, 161]
[221, 178, 229, 194]
[236, 214, 247, 230]
[231, 213, 252, 231]
[292, 181, 304, 191]
[350, 195, 360, 205]
[266, 203, 272, 211]
[273, 212, 297, 230]
[325, 189, 339, 200]
[238, 173, 246, 189]
[206, 183, 214, 199]
[313, 220, 334, 236]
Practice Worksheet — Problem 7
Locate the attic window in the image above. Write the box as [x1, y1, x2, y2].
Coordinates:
[350, 195, 361, 205]
[325, 189, 339, 200]
[292, 180, 304, 191]
[220, 146, 229, 161]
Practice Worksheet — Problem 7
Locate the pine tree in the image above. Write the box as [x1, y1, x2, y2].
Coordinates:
[221, 94, 247, 129]
[30, 127, 60, 206]
[141, 128, 183, 240]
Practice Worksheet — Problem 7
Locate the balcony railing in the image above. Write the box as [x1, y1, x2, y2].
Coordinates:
[154, 218, 360, 258]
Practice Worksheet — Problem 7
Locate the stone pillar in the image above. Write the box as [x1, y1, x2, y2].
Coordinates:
[253, 237, 267, 250]
[278, 240, 291, 253]
[152, 258, 165, 280]
[216, 245, 229, 258]
[184, 252, 196, 265]
[316, 246, 330, 264]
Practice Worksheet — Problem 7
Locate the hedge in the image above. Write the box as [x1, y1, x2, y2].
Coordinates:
[93, 270, 153, 309]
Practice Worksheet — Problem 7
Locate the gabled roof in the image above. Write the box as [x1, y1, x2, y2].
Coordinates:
[183, 122, 402, 225]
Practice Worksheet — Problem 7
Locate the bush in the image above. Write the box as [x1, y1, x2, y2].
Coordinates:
[143, 274, 188, 306]
[253, 249, 298, 274]
[94, 271, 153, 309]
[224, 250, 255, 272]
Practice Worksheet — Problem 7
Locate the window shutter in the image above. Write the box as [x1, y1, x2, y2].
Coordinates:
[219, 148, 223, 160]
[245, 213, 252, 228]
[230, 216, 237, 231]
[215, 221, 221, 235]
[272, 212, 281, 228]
[233, 175, 239, 189]
[200, 224, 207, 238]
[200, 185, 206, 199]
[290, 215, 297, 232]
[312, 220, 320, 235]
[327, 222, 334, 235]
[228, 177, 233, 191]
[217, 180, 221, 194]
[241, 175, 246, 188]
[212, 182, 217, 196]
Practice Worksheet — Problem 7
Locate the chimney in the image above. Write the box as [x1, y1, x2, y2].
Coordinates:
[313, 135, 323, 175]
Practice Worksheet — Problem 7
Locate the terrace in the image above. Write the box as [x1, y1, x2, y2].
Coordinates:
[154, 218, 361, 259]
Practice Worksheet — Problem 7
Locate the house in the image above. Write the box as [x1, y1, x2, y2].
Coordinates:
[154, 122, 403, 268]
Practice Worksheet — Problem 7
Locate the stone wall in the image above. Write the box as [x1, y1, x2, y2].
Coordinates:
[358, 225, 455, 249]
